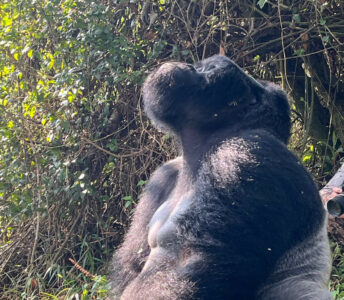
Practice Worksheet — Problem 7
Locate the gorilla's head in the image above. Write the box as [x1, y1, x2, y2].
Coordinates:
[143, 55, 290, 143]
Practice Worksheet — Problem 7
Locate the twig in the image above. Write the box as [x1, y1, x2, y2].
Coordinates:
[81, 135, 144, 158]
[69, 258, 96, 279]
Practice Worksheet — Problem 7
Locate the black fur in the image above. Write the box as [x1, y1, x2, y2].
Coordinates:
[108, 55, 332, 299]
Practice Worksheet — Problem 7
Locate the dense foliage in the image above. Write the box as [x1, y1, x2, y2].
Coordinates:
[0, 0, 343, 298]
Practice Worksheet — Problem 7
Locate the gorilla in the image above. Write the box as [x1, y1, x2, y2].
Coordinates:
[108, 55, 332, 299]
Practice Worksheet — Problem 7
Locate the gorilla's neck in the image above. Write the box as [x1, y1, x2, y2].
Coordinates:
[180, 128, 211, 179]
[180, 126, 242, 179]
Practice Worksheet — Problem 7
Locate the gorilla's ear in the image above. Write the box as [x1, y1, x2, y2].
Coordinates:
[274, 90, 291, 144]
[259, 80, 291, 144]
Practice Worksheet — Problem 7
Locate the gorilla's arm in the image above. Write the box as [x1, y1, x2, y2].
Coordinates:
[181, 132, 332, 299]
[231, 134, 332, 300]
[108, 158, 181, 297]
[242, 134, 331, 300]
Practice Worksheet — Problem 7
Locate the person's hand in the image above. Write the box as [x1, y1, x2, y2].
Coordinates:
[322, 187, 343, 204]
[320, 187, 344, 218]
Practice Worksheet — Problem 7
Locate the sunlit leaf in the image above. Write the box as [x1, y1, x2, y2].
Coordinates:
[27, 49, 33, 58]
[28, 106, 36, 119]
[7, 121, 14, 129]
[302, 154, 312, 163]
[257, 0, 267, 9]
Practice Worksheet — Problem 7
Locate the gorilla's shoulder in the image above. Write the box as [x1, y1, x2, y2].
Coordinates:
[202, 129, 310, 192]
[146, 157, 183, 188]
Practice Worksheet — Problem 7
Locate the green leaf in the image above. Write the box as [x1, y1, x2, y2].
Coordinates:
[322, 35, 329, 44]
[27, 49, 33, 58]
[294, 49, 305, 57]
[7, 121, 14, 129]
[28, 106, 36, 119]
[292, 14, 301, 23]
[257, 0, 267, 9]
[302, 154, 312, 163]
[137, 180, 147, 187]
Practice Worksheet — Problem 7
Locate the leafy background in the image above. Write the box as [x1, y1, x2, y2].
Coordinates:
[0, 0, 344, 299]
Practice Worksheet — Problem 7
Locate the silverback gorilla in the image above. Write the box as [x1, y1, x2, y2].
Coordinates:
[108, 55, 332, 299]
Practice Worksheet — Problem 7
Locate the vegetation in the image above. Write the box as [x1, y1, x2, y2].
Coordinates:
[0, 0, 343, 298]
